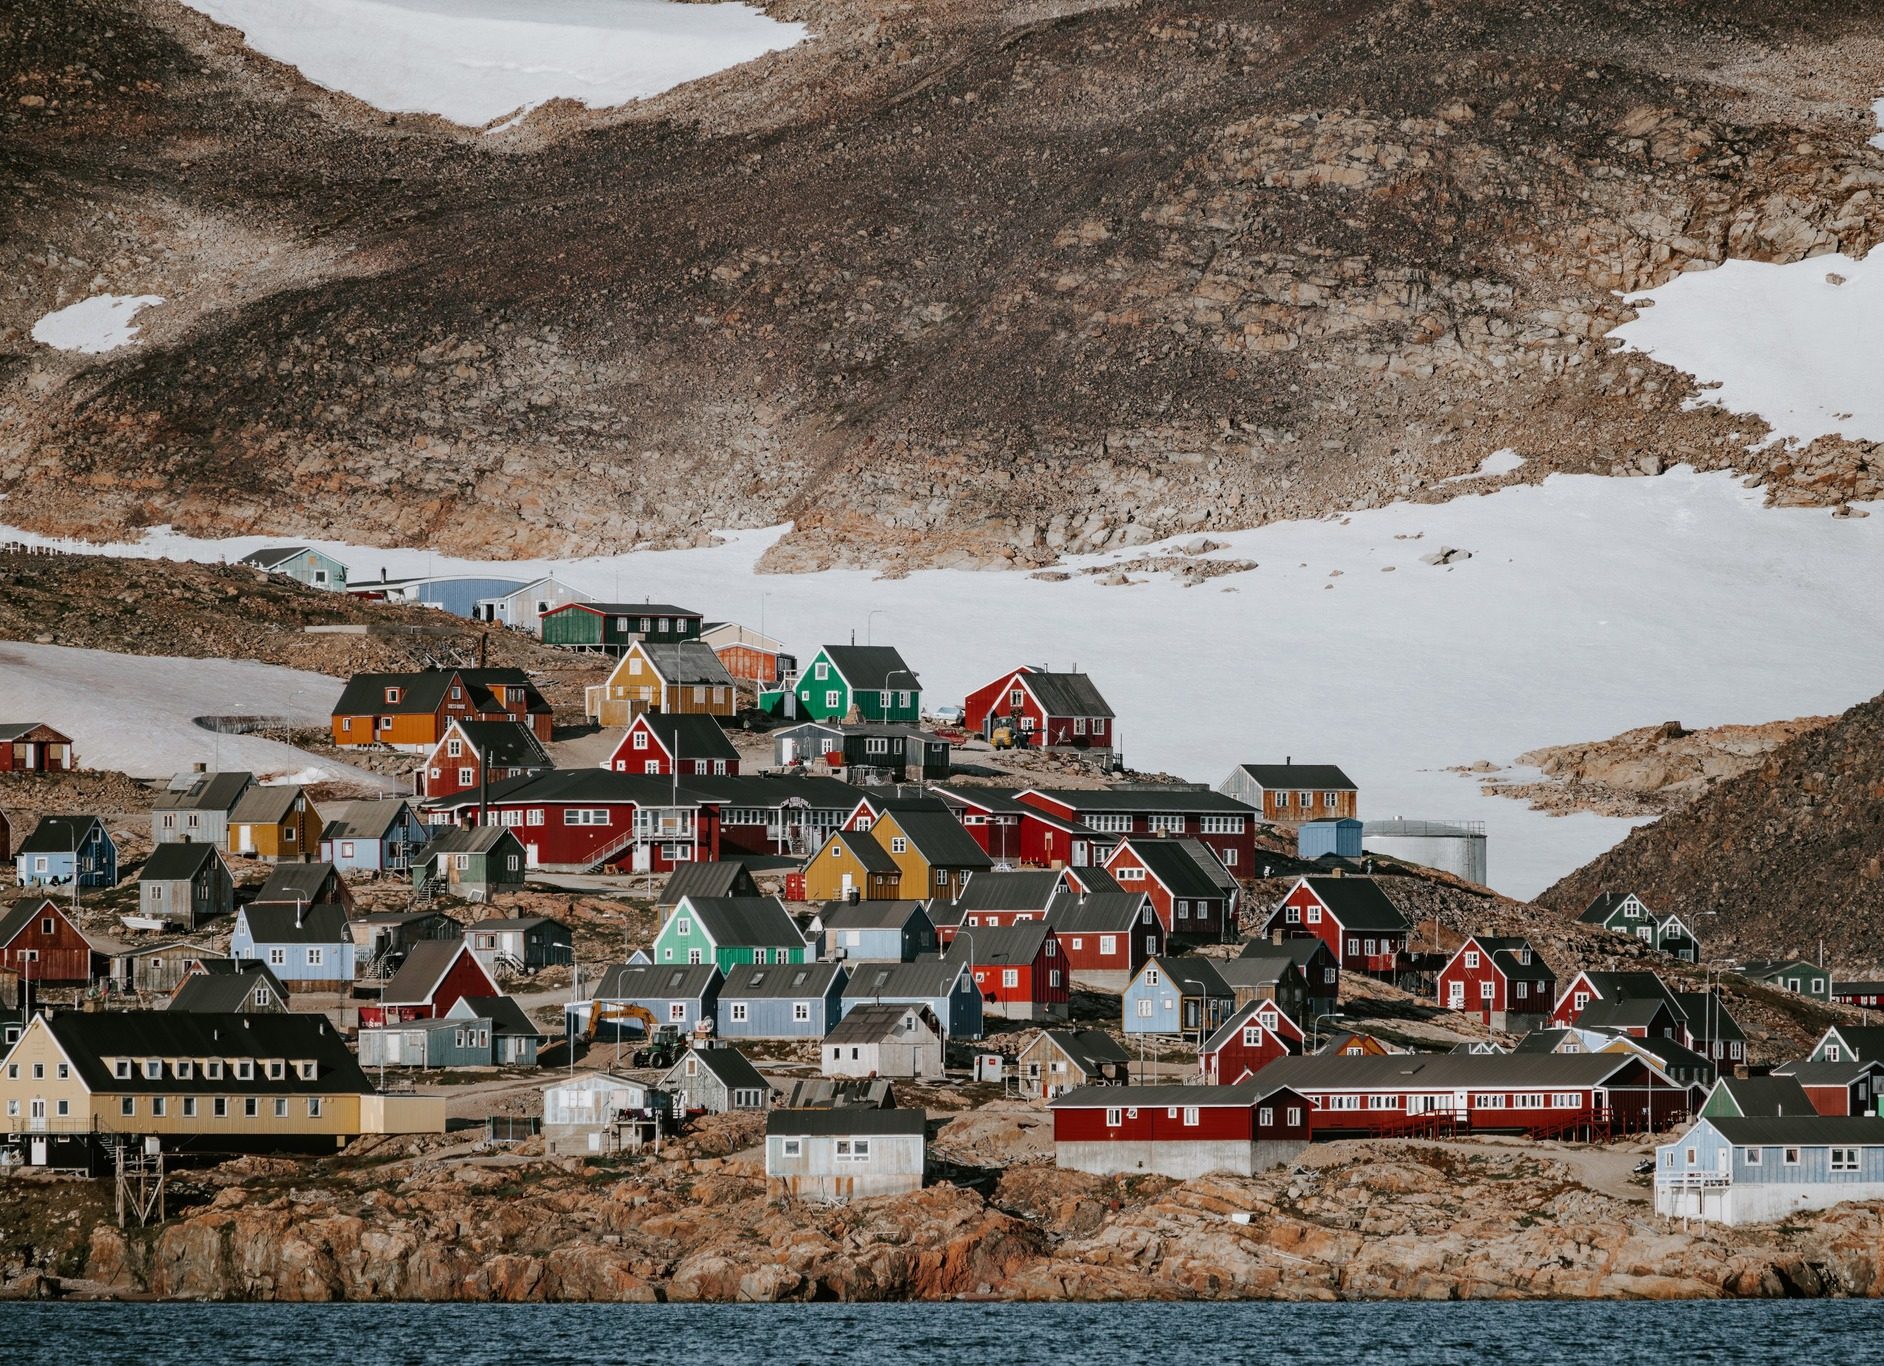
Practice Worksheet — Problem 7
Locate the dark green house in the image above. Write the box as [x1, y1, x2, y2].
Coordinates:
[540, 602, 703, 652]
[793, 646, 922, 723]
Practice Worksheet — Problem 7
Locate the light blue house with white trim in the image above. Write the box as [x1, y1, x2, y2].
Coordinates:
[718, 961, 849, 1040]
[814, 900, 936, 963]
[230, 902, 355, 991]
[14, 815, 118, 888]
[1655, 1115, 1884, 1225]
[841, 958, 982, 1040]
[568, 962, 722, 1039]
[1123, 955, 1236, 1040]
[238, 545, 350, 590]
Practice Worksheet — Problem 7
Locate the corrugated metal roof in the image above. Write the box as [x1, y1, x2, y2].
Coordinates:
[722, 961, 846, 1000]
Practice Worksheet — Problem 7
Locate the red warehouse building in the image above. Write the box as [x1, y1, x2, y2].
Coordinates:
[1049, 1082, 1311, 1177]
[1016, 788, 1260, 874]
[962, 667, 1117, 752]
[1199, 1002, 1298, 1086]
[945, 921, 1069, 1022]
[0, 898, 93, 987]
[934, 787, 1111, 869]
[428, 770, 721, 875]
[1437, 935, 1556, 1031]
[1260, 876, 1411, 976]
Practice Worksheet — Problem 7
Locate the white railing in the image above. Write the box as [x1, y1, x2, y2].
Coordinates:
[1654, 1172, 1731, 1189]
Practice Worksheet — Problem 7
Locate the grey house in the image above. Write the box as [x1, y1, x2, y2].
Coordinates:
[571, 961, 722, 1039]
[237, 545, 349, 590]
[136, 841, 234, 930]
[358, 994, 544, 1068]
[150, 769, 250, 848]
[772, 722, 951, 781]
[109, 940, 212, 995]
[252, 860, 354, 912]
[842, 957, 984, 1040]
[816, 900, 936, 963]
[414, 827, 528, 901]
[766, 1107, 927, 1203]
[661, 1043, 774, 1113]
[822, 1003, 945, 1080]
[467, 916, 573, 973]
[169, 959, 290, 1013]
[719, 961, 849, 1040]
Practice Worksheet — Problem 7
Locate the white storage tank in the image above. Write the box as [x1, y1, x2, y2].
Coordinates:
[1362, 819, 1487, 885]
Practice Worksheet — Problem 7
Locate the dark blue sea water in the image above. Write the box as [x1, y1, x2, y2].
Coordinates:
[11, 1300, 1884, 1364]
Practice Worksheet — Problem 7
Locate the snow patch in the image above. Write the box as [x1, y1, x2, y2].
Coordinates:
[1441, 447, 1525, 484]
[1873, 95, 1884, 151]
[179, 0, 806, 127]
[1612, 251, 1884, 448]
[31, 295, 164, 354]
[7, 469, 1881, 899]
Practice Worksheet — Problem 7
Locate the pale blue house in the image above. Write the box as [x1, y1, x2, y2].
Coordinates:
[841, 957, 983, 1040]
[718, 961, 849, 1040]
[1123, 955, 1236, 1040]
[15, 815, 117, 888]
[237, 545, 350, 591]
[1655, 1115, 1884, 1225]
[318, 799, 430, 874]
[231, 902, 355, 990]
[568, 962, 723, 1040]
[815, 900, 936, 963]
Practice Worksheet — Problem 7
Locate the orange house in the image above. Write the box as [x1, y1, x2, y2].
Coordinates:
[331, 669, 553, 750]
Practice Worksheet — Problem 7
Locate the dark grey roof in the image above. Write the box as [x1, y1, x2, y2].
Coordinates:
[237, 546, 316, 569]
[420, 826, 524, 858]
[1015, 671, 1115, 719]
[1823, 1026, 1884, 1061]
[1143, 955, 1233, 998]
[1293, 877, 1411, 932]
[884, 809, 991, 869]
[1709, 1075, 1814, 1117]
[1232, 763, 1356, 791]
[1576, 997, 1679, 1031]
[1035, 1028, 1130, 1073]
[152, 771, 252, 814]
[632, 712, 739, 762]
[1049, 1082, 1275, 1109]
[1578, 891, 1646, 924]
[318, 799, 418, 843]
[228, 784, 305, 826]
[469, 916, 567, 935]
[1257, 1052, 1659, 1091]
[767, 1107, 926, 1138]
[1202, 1000, 1278, 1053]
[843, 959, 967, 1001]
[1027, 787, 1257, 815]
[0, 899, 69, 950]
[16, 815, 108, 856]
[1671, 993, 1746, 1043]
[1459, 936, 1555, 984]
[669, 1043, 770, 1092]
[1214, 957, 1304, 991]
[1047, 891, 1151, 934]
[380, 941, 493, 1006]
[139, 841, 224, 882]
[169, 961, 287, 1013]
[40, 1010, 367, 1095]
[821, 645, 918, 693]
[945, 920, 1049, 967]
[1835, 981, 1884, 995]
[1705, 1116, 1884, 1146]
[446, 719, 551, 768]
[658, 862, 760, 908]
[829, 828, 900, 875]
[569, 602, 700, 618]
[680, 896, 806, 950]
[238, 902, 350, 944]
[594, 962, 721, 1001]
[251, 862, 344, 906]
[332, 668, 547, 719]
[1772, 1060, 1881, 1086]
[826, 1001, 941, 1044]
[1062, 866, 1123, 895]
[457, 995, 543, 1038]
[949, 870, 1063, 913]
[1273, 938, 1335, 968]
[638, 641, 735, 687]
[0, 722, 67, 743]
[1573, 971, 1680, 1006]
[1121, 840, 1232, 899]
[721, 961, 847, 1000]
[818, 900, 929, 931]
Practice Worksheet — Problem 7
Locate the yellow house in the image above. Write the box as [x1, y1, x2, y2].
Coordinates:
[802, 829, 903, 903]
[0, 1010, 442, 1166]
[586, 642, 738, 727]
[227, 785, 322, 862]
[872, 808, 993, 903]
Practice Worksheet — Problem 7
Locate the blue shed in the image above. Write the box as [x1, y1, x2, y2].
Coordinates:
[1298, 819, 1363, 861]
[718, 961, 849, 1039]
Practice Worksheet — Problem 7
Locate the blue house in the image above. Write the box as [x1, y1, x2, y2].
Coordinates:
[1123, 955, 1236, 1040]
[14, 815, 117, 888]
[1298, 819, 1363, 861]
[230, 902, 355, 990]
[571, 961, 722, 1039]
[841, 957, 983, 1040]
[238, 545, 350, 591]
[317, 799, 430, 873]
[359, 995, 544, 1068]
[718, 961, 849, 1040]
[1654, 1116, 1884, 1225]
[815, 899, 936, 963]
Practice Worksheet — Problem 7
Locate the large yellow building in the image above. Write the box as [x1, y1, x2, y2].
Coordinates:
[0, 1010, 441, 1166]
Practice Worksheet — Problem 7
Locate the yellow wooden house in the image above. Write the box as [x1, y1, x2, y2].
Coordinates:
[227, 785, 322, 862]
[802, 829, 903, 903]
[872, 808, 993, 903]
[586, 641, 739, 728]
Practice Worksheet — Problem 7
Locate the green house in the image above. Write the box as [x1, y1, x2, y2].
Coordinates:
[794, 646, 922, 723]
[653, 895, 811, 972]
[541, 602, 703, 652]
[1741, 959, 1833, 1002]
[413, 826, 528, 901]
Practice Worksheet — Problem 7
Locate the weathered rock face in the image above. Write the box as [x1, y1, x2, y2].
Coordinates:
[6, 0, 1884, 567]
[16, 1138, 1884, 1304]
[1544, 687, 1884, 969]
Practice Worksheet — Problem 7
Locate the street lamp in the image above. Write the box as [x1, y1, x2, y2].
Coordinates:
[865, 609, 887, 646]
[884, 668, 923, 785]
[1311, 1010, 1345, 1055]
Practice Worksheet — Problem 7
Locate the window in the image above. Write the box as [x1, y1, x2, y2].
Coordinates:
[1182, 1107, 1200, 1127]
[206, 1061, 223, 1080]
[1176, 900, 1189, 920]
[274, 1098, 289, 1119]
[268, 948, 286, 966]
[308, 1098, 323, 1119]
[1512, 1093, 1544, 1109]
[1105, 1107, 1123, 1126]
[1258, 1106, 1273, 1126]
[1287, 1107, 1303, 1126]
[890, 837, 908, 854]
[121, 1097, 136, 1117]
[1746, 1147, 1761, 1166]
[1550, 1093, 1581, 1109]
[1098, 935, 1115, 956]
[527, 809, 544, 827]
[1199, 816, 1245, 834]
[447, 738, 463, 758]
[633, 732, 649, 750]
[668, 1004, 687, 1022]
[143, 1060, 162, 1080]
[1135, 1000, 1153, 1018]
[729, 1003, 748, 1023]
[677, 919, 690, 935]
[1480, 982, 1495, 1001]
[782, 1138, 802, 1157]
[236, 1061, 254, 1080]
[244, 1098, 259, 1118]
[183, 1097, 197, 1118]
[384, 687, 402, 704]
[1002, 969, 1020, 988]
[307, 948, 324, 967]
[1117, 866, 1145, 883]
[1464, 951, 1480, 969]
[1346, 938, 1359, 956]
[1831, 1148, 1859, 1172]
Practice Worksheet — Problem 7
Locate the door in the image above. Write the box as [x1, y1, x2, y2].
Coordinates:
[632, 845, 652, 873]
[237, 824, 254, 854]
[525, 843, 540, 870]
[30, 1138, 46, 1166]
[781, 739, 798, 765]
[28, 1099, 46, 1132]
[1447, 981, 1464, 1009]
[841, 872, 854, 899]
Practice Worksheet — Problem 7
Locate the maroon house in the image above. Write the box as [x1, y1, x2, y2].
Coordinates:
[604, 712, 740, 778]
[0, 898, 93, 987]
[1049, 1082, 1312, 1177]
[1260, 876, 1411, 975]
[1199, 1002, 1296, 1086]
[0, 723, 75, 773]
[358, 940, 500, 1027]
[1016, 787, 1259, 874]
[1047, 890, 1164, 988]
[962, 667, 1116, 751]
[1436, 935, 1556, 1030]
[944, 921, 1069, 1022]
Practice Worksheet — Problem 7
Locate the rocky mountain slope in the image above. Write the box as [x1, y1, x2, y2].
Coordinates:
[1543, 688, 1884, 970]
[6, 0, 1884, 567]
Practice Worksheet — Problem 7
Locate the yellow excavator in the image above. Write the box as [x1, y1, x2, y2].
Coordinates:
[584, 1001, 684, 1068]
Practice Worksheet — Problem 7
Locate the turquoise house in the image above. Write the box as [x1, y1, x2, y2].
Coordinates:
[793, 646, 922, 723]
[653, 896, 811, 972]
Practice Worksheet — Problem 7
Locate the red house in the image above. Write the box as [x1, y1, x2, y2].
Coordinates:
[1770, 1060, 1882, 1117]
[1016, 788, 1259, 874]
[1046, 889, 1163, 989]
[1436, 935, 1556, 1030]
[604, 712, 739, 778]
[962, 667, 1116, 752]
[0, 898, 93, 987]
[358, 940, 500, 1027]
[1199, 1002, 1297, 1085]
[426, 770, 721, 875]
[934, 787, 1112, 869]
[1259, 876, 1411, 975]
[945, 921, 1069, 1022]
[1104, 837, 1239, 942]
[420, 719, 552, 800]
[1049, 1082, 1312, 1177]
[1547, 971, 1680, 1032]
[0, 723, 76, 773]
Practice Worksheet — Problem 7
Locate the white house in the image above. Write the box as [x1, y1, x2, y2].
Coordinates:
[765, 1106, 926, 1202]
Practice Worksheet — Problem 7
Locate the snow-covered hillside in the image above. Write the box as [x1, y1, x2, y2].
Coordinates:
[0, 643, 389, 786]
[8, 468, 1881, 898]
[179, 0, 806, 127]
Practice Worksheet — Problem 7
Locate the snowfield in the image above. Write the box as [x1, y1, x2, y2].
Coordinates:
[0, 643, 390, 787]
[31, 295, 164, 353]
[179, 0, 807, 127]
[5, 468, 1881, 898]
[1612, 251, 1884, 449]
